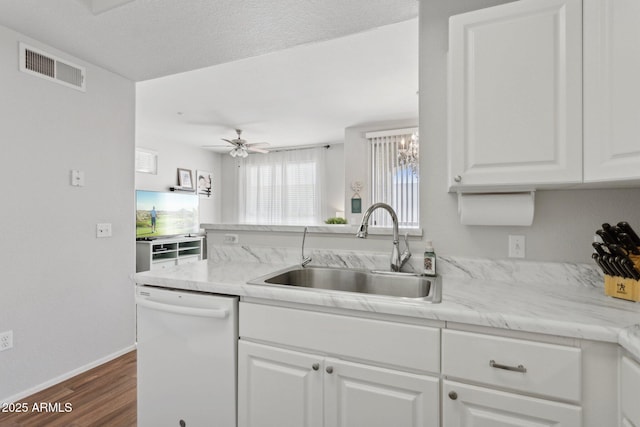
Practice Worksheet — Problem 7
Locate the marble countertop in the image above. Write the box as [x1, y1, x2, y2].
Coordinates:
[133, 259, 640, 360]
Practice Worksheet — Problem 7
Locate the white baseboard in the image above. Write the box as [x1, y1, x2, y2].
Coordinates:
[1, 344, 136, 404]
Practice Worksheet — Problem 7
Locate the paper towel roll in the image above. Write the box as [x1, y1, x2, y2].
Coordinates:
[458, 192, 535, 226]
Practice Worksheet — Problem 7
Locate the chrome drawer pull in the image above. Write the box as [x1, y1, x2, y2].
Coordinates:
[489, 359, 527, 373]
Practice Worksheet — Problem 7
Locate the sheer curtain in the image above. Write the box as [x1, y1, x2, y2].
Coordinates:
[238, 147, 326, 225]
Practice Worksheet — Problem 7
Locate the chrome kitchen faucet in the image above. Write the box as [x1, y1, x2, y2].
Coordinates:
[356, 203, 411, 272]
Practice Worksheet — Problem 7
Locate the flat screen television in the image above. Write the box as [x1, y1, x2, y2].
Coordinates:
[136, 190, 199, 239]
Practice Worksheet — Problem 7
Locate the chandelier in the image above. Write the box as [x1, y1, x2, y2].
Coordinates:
[397, 131, 419, 174]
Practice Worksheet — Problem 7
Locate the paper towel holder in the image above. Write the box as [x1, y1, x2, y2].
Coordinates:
[457, 190, 536, 226]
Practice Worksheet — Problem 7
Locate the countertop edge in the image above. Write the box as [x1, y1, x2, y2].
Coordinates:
[132, 265, 640, 362]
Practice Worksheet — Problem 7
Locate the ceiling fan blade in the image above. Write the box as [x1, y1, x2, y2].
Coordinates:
[246, 142, 269, 148]
[248, 146, 269, 154]
[221, 138, 235, 144]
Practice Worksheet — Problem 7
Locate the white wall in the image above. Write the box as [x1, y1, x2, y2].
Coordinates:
[135, 135, 222, 224]
[0, 25, 136, 401]
[219, 143, 345, 224]
[419, 0, 640, 263]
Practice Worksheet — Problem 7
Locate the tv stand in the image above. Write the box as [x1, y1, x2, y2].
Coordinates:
[136, 236, 205, 272]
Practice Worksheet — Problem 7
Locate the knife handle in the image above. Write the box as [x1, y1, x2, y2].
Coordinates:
[592, 242, 608, 256]
[618, 222, 640, 245]
[603, 223, 620, 242]
[618, 233, 640, 255]
[596, 229, 617, 245]
[605, 254, 626, 277]
[622, 258, 640, 280]
[615, 256, 633, 279]
[593, 253, 613, 276]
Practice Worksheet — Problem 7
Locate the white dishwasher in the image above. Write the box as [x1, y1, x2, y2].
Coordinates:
[136, 286, 238, 427]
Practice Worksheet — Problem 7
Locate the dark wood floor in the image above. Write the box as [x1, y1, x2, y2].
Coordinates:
[0, 350, 137, 427]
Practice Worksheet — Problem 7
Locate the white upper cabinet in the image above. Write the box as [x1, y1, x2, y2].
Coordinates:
[448, 0, 583, 191]
[584, 0, 640, 184]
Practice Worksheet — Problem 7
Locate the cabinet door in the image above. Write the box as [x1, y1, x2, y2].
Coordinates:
[324, 358, 439, 427]
[238, 341, 323, 427]
[620, 356, 640, 427]
[443, 380, 581, 427]
[584, 0, 640, 183]
[448, 0, 582, 190]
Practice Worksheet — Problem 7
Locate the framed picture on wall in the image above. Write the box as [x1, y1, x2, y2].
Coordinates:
[196, 170, 213, 198]
[135, 148, 158, 174]
[177, 168, 193, 189]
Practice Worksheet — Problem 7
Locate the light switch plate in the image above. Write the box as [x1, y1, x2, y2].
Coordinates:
[97, 223, 112, 238]
[508, 235, 525, 258]
[0, 330, 13, 351]
[70, 169, 85, 186]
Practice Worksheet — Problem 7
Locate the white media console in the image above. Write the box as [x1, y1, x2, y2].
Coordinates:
[136, 236, 205, 272]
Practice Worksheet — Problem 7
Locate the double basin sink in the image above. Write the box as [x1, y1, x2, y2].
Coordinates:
[249, 266, 442, 303]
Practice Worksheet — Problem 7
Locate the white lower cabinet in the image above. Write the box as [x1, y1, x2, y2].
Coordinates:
[237, 302, 623, 427]
[443, 380, 581, 427]
[324, 357, 439, 427]
[238, 340, 439, 427]
[442, 329, 582, 427]
[620, 355, 640, 427]
[238, 341, 322, 427]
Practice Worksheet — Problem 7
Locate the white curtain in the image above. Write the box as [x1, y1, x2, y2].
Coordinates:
[238, 147, 326, 225]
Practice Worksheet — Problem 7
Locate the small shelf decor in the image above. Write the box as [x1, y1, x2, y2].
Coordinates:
[177, 168, 194, 189]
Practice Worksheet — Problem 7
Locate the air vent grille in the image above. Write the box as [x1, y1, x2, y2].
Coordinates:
[56, 61, 84, 87]
[25, 49, 55, 78]
[19, 43, 86, 92]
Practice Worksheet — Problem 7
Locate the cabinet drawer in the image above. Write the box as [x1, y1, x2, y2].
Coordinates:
[621, 356, 640, 426]
[150, 259, 176, 270]
[442, 330, 581, 402]
[240, 302, 440, 373]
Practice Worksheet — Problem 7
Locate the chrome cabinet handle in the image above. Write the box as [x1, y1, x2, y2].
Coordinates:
[326, 366, 334, 374]
[453, 175, 462, 183]
[312, 363, 320, 371]
[489, 359, 527, 373]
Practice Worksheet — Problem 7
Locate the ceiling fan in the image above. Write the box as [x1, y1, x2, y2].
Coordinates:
[204, 129, 270, 158]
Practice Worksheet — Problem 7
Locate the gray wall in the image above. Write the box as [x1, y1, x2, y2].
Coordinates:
[0, 25, 136, 401]
[135, 135, 223, 224]
[419, 0, 640, 263]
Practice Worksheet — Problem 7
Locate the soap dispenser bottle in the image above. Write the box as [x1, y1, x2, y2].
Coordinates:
[423, 241, 436, 276]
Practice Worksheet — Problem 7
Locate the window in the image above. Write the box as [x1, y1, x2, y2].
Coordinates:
[238, 147, 325, 225]
[367, 128, 419, 228]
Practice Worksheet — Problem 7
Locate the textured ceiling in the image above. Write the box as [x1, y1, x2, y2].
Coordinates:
[0, 0, 418, 81]
[0, 1, 418, 149]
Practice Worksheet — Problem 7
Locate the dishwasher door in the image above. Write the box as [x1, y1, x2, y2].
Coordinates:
[136, 286, 238, 427]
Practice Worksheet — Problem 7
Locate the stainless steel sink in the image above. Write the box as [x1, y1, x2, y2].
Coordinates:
[249, 266, 442, 302]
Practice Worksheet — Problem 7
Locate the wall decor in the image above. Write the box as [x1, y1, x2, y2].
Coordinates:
[351, 181, 363, 214]
[177, 168, 194, 189]
[196, 170, 213, 199]
[135, 148, 158, 174]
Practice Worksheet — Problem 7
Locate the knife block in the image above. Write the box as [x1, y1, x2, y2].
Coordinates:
[604, 276, 640, 301]
[604, 254, 640, 302]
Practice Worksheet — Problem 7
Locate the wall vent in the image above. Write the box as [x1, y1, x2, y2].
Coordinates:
[19, 43, 86, 92]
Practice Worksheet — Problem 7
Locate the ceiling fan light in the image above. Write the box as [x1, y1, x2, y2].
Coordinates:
[241, 149, 249, 158]
[230, 149, 238, 158]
